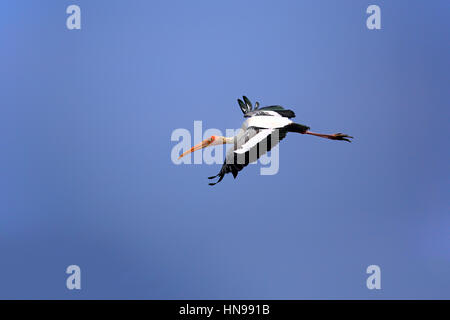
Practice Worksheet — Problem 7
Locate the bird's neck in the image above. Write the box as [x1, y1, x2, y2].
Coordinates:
[223, 136, 235, 144]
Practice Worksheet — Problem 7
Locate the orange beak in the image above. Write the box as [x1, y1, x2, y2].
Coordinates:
[178, 138, 213, 159]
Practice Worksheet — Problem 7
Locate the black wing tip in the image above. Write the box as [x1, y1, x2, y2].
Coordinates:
[237, 98, 247, 114]
[242, 96, 252, 110]
[238, 95, 257, 114]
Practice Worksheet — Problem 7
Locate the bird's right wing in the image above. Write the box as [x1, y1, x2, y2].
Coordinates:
[245, 106, 296, 119]
[237, 96, 296, 118]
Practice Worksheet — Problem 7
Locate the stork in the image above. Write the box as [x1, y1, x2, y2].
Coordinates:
[178, 96, 353, 185]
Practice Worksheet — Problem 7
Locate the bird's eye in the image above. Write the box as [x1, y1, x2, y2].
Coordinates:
[210, 136, 215, 142]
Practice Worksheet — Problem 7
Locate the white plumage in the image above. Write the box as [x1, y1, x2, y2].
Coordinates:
[245, 115, 293, 130]
[234, 128, 274, 154]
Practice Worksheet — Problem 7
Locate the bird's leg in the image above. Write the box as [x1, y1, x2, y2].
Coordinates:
[305, 131, 353, 142]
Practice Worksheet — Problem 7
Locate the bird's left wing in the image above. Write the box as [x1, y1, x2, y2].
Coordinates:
[234, 128, 274, 154]
[208, 127, 288, 185]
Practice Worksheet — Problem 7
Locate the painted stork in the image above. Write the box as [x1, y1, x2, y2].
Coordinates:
[179, 96, 353, 185]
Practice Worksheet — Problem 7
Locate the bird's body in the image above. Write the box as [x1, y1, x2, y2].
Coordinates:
[178, 96, 353, 185]
[208, 106, 308, 185]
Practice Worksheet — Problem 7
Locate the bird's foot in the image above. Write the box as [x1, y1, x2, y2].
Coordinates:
[330, 133, 353, 142]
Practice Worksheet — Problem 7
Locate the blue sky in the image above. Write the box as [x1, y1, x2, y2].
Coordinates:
[0, 0, 449, 299]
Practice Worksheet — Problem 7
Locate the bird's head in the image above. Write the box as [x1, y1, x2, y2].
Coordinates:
[178, 135, 227, 159]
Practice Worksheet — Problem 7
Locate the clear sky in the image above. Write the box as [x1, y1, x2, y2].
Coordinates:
[0, 0, 449, 299]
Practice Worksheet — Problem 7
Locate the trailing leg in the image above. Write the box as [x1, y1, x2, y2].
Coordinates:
[305, 131, 353, 142]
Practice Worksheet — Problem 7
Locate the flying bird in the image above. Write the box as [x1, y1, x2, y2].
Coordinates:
[178, 96, 353, 185]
